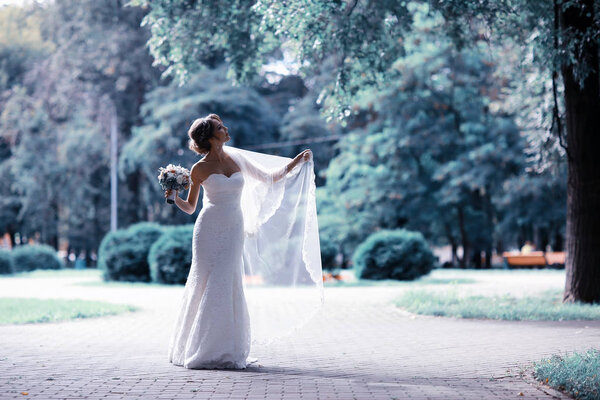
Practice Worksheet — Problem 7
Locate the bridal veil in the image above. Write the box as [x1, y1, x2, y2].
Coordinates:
[223, 145, 324, 345]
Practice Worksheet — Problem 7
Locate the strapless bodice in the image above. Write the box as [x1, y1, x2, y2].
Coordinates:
[201, 171, 244, 206]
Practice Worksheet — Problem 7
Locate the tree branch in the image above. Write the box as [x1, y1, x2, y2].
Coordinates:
[345, 0, 359, 17]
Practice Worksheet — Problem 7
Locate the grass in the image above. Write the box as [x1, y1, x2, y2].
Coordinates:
[2, 268, 170, 287]
[395, 289, 600, 321]
[4, 268, 101, 278]
[0, 297, 138, 325]
[75, 280, 170, 287]
[534, 349, 600, 400]
[324, 267, 565, 287]
[324, 276, 476, 287]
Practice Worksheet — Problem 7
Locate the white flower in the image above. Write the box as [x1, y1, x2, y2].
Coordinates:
[176, 175, 183, 184]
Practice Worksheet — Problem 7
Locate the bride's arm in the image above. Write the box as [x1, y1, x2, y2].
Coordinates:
[277, 150, 312, 182]
[169, 164, 203, 214]
[245, 149, 312, 183]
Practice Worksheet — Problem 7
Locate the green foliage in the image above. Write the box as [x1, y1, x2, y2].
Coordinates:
[277, 76, 345, 186]
[38, 0, 160, 228]
[0, 297, 137, 325]
[148, 225, 194, 284]
[135, 0, 600, 123]
[395, 289, 600, 321]
[42, 0, 158, 129]
[57, 113, 111, 253]
[129, 0, 270, 83]
[0, 249, 13, 274]
[317, 5, 531, 265]
[353, 229, 436, 281]
[0, 5, 53, 92]
[0, 0, 157, 247]
[11, 244, 64, 273]
[128, 222, 165, 247]
[0, 87, 62, 246]
[534, 349, 600, 400]
[98, 222, 164, 282]
[495, 169, 566, 249]
[132, 0, 412, 120]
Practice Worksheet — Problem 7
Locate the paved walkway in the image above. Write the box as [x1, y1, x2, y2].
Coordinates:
[1, 270, 599, 399]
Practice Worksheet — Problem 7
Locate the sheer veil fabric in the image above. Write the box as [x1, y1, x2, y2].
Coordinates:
[223, 145, 324, 345]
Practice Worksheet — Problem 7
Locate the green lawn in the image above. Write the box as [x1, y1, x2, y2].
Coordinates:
[324, 276, 476, 287]
[534, 349, 600, 400]
[0, 297, 138, 324]
[4, 268, 102, 278]
[395, 289, 600, 321]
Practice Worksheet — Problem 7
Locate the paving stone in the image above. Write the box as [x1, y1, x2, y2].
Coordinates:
[1, 271, 598, 399]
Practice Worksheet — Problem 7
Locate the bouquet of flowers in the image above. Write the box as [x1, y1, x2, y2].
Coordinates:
[158, 164, 191, 204]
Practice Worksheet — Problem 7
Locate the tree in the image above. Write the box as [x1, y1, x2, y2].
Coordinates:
[0, 87, 61, 248]
[0, 4, 53, 94]
[0, 0, 160, 252]
[0, 4, 53, 246]
[135, 0, 600, 303]
[58, 113, 112, 260]
[39, 0, 160, 226]
[318, 8, 525, 268]
[430, 0, 600, 302]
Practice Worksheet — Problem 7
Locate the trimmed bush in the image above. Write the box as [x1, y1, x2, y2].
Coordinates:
[353, 229, 436, 281]
[148, 225, 194, 284]
[98, 222, 164, 282]
[0, 249, 13, 274]
[12, 244, 64, 273]
[320, 235, 339, 271]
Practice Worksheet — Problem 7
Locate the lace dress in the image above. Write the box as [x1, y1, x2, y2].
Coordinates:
[168, 171, 252, 369]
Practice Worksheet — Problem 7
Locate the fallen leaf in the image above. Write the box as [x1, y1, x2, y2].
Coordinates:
[20, 392, 28, 396]
[518, 392, 524, 396]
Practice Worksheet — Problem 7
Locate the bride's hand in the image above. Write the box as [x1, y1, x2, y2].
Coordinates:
[298, 149, 312, 163]
[165, 189, 177, 198]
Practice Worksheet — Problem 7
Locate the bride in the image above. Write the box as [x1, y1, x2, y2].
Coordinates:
[165, 113, 317, 369]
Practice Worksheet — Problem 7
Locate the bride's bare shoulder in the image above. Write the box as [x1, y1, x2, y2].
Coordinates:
[191, 160, 211, 184]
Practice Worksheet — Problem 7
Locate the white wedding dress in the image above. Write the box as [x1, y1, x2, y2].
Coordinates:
[168, 171, 252, 369]
[167, 145, 324, 370]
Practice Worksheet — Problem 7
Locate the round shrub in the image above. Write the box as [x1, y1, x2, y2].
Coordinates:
[0, 249, 13, 274]
[12, 244, 64, 273]
[320, 235, 338, 271]
[98, 222, 164, 282]
[148, 225, 194, 284]
[352, 229, 436, 281]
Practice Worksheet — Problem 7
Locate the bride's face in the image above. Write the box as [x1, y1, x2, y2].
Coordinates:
[211, 119, 230, 144]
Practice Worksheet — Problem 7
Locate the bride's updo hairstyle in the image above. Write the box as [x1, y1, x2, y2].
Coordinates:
[187, 114, 222, 155]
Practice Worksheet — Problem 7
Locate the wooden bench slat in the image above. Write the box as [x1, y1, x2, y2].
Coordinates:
[501, 251, 565, 267]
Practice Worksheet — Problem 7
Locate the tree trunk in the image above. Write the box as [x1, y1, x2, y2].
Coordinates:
[561, 0, 600, 303]
[457, 206, 469, 268]
[553, 230, 563, 252]
[484, 247, 492, 269]
[472, 248, 482, 269]
[484, 193, 494, 268]
[7, 226, 15, 249]
[444, 222, 458, 267]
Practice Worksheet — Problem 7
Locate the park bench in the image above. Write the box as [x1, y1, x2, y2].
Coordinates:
[502, 251, 565, 268]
